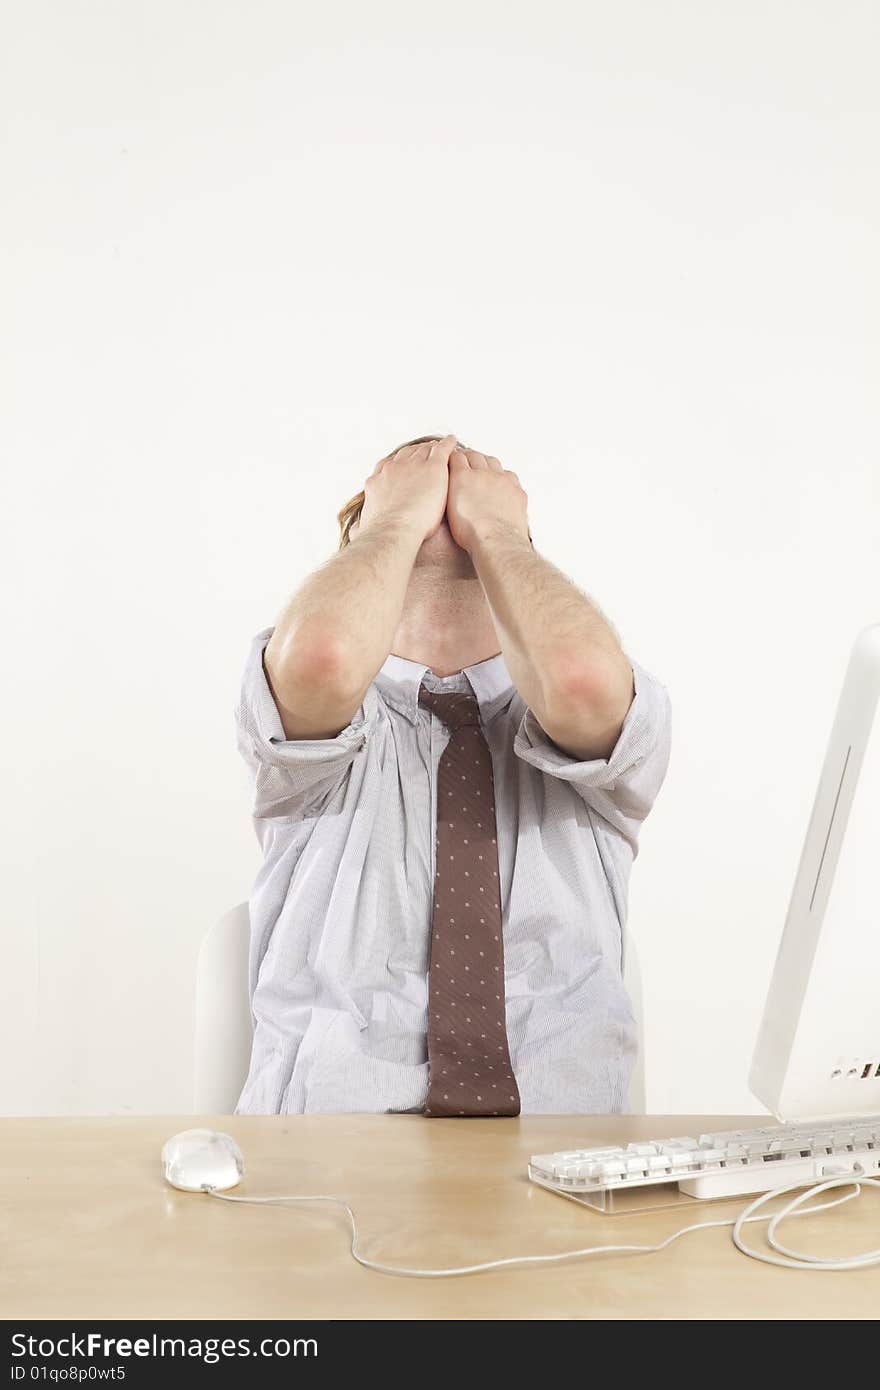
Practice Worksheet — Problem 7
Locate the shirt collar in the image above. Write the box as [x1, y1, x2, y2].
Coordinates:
[376, 650, 516, 726]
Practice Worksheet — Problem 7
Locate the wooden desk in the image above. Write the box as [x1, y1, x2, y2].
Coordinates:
[2, 1115, 877, 1320]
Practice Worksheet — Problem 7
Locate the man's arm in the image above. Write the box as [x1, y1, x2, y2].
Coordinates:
[470, 526, 634, 761]
[263, 519, 423, 741]
[264, 436, 456, 740]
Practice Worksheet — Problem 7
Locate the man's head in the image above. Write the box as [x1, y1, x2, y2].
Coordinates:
[337, 433, 468, 551]
[341, 434, 510, 668]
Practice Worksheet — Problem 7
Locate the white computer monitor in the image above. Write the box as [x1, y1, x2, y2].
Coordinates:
[749, 623, 880, 1122]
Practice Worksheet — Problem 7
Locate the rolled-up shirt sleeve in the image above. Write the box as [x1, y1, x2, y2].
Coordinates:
[234, 626, 380, 819]
[512, 655, 672, 854]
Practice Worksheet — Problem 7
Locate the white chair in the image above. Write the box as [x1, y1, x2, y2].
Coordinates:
[623, 928, 647, 1114]
[194, 902, 647, 1114]
[194, 901, 254, 1114]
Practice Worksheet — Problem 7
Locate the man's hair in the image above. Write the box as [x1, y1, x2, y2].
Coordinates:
[336, 434, 469, 551]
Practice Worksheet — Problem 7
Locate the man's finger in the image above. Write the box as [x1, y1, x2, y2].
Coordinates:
[428, 434, 459, 463]
[463, 449, 489, 470]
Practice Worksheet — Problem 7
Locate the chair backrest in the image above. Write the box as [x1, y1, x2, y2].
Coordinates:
[622, 927, 646, 1114]
[194, 902, 647, 1114]
[193, 901, 254, 1114]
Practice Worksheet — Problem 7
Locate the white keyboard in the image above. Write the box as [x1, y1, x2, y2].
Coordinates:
[529, 1115, 880, 1201]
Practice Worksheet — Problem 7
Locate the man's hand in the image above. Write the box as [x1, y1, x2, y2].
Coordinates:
[445, 446, 531, 553]
[357, 435, 456, 544]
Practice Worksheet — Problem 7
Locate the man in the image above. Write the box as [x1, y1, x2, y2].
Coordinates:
[233, 433, 671, 1115]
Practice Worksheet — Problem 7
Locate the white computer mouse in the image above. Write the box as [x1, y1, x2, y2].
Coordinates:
[161, 1128, 245, 1192]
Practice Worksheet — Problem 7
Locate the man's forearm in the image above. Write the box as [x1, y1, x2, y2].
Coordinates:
[267, 518, 422, 695]
[470, 525, 633, 751]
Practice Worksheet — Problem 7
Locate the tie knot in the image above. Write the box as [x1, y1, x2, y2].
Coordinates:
[418, 684, 482, 731]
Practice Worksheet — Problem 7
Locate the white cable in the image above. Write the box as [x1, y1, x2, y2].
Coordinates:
[732, 1175, 880, 1270]
[203, 1174, 878, 1277]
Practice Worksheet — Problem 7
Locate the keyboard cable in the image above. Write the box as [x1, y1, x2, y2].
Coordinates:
[204, 1172, 880, 1275]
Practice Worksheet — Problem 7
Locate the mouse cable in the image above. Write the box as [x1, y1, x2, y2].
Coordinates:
[203, 1173, 880, 1276]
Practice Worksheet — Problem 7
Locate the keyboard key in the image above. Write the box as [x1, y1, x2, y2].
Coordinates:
[646, 1154, 673, 1171]
[595, 1160, 627, 1178]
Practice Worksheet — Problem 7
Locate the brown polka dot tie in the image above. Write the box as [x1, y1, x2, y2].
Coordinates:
[418, 683, 521, 1118]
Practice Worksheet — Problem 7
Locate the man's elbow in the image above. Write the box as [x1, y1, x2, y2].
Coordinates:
[539, 651, 634, 761]
[267, 625, 354, 702]
[550, 648, 634, 722]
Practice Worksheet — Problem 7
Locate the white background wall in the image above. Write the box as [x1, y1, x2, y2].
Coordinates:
[2, 1, 877, 1118]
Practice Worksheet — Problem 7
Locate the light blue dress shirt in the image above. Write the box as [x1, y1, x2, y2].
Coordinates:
[233, 627, 672, 1115]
